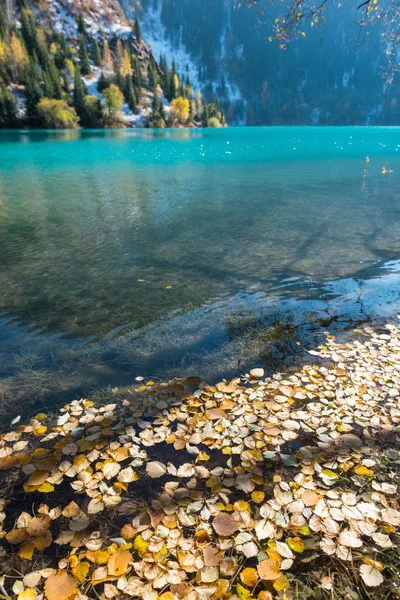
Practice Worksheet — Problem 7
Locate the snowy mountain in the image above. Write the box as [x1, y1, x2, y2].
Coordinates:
[129, 0, 400, 125]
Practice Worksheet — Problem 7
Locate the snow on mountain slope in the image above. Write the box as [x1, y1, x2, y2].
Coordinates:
[121, 0, 243, 116]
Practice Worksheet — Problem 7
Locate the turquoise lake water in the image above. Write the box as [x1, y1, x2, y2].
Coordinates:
[1, 127, 400, 418]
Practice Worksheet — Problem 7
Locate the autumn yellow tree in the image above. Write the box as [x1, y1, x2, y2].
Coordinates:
[120, 49, 131, 78]
[101, 40, 113, 73]
[0, 40, 7, 66]
[8, 33, 28, 81]
[170, 96, 190, 123]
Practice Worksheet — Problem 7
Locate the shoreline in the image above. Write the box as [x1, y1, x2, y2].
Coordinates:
[1, 321, 400, 598]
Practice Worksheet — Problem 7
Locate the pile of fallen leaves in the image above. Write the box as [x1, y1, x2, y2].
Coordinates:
[1, 322, 400, 600]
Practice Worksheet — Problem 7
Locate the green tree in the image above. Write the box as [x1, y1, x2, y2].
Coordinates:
[37, 97, 79, 128]
[24, 65, 42, 121]
[73, 65, 86, 120]
[77, 12, 86, 36]
[79, 35, 91, 76]
[91, 38, 101, 67]
[124, 75, 137, 113]
[148, 60, 158, 89]
[81, 95, 103, 128]
[20, 8, 37, 54]
[43, 56, 62, 99]
[102, 84, 124, 125]
[0, 82, 17, 127]
[150, 87, 165, 127]
[131, 55, 143, 87]
[134, 17, 142, 42]
[97, 71, 111, 93]
[0, 3, 6, 40]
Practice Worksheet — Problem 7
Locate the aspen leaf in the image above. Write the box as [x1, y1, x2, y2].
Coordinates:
[258, 592, 273, 600]
[273, 574, 289, 591]
[359, 564, 384, 587]
[108, 549, 132, 576]
[301, 490, 320, 507]
[133, 535, 149, 557]
[257, 559, 281, 581]
[288, 537, 305, 553]
[44, 571, 77, 600]
[354, 465, 374, 476]
[18, 590, 36, 600]
[146, 461, 167, 478]
[236, 583, 251, 600]
[213, 512, 238, 536]
[37, 482, 54, 493]
[27, 515, 51, 537]
[240, 567, 258, 587]
[72, 561, 90, 583]
[251, 491, 265, 504]
[19, 542, 35, 560]
[6, 528, 30, 544]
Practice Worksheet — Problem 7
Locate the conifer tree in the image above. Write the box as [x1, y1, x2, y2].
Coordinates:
[77, 12, 86, 36]
[124, 75, 137, 113]
[148, 60, 158, 89]
[73, 65, 86, 119]
[202, 105, 209, 127]
[131, 55, 143, 87]
[0, 4, 6, 40]
[134, 17, 142, 43]
[97, 70, 111, 93]
[79, 35, 91, 76]
[20, 9, 37, 54]
[0, 81, 17, 127]
[91, 38, 101, 67]
[43, 56, 62, 99]
[24, 64, 42, 121]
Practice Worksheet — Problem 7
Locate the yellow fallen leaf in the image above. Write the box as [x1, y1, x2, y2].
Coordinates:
[354, 465, 374, 476]
[44, 571, 77, 600]
[133, 535, 149, 558]
[240, 567, 258, 587]
[107, 549, 132, 576]
[236, 583, 251, 600]
[19, 542, 35, 560]
[18, 589, 36, 600]
[72, 561, 90, 583]
[37, 482, 55, 493]
[288, 537, 305, 553]
[273, 574, 289, 591]
[85, 550, 110, 565]
[251, 491, 265, 504]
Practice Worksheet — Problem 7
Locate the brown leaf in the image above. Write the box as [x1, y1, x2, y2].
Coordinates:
[6, 528, 30, 545]
[26, 515, 51, 537]
[203, 545, 222, 566]
[212, 512, 238, 536]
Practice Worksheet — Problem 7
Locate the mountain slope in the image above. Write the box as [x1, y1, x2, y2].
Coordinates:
[132, 0, 400, 126]
[0, 0, 225, 128]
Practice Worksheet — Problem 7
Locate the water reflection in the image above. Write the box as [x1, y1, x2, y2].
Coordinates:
[1, 127, 400, 418]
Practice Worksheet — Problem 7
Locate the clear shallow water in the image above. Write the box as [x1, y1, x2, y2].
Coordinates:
[1, 127, 400, 416]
